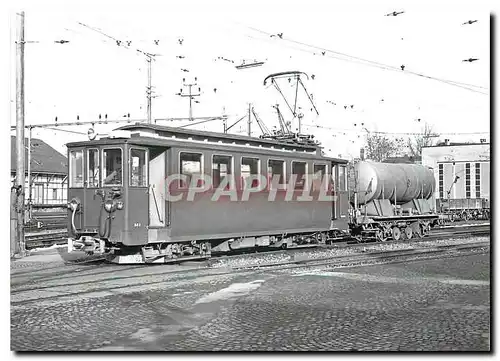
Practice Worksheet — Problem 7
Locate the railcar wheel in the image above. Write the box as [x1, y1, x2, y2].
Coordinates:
[404, 226, 413, 240]
[391, 227, 401, 241]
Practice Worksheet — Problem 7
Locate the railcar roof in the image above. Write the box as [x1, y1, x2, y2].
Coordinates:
[118, 123, 321, 150]
[66, 123, 348, 163]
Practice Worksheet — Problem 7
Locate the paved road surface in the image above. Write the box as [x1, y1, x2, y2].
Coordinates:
[11, 249, 490, 351]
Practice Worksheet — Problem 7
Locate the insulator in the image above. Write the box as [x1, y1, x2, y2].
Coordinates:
[99, 114, 101, 119]
[77, 115, 79, 120]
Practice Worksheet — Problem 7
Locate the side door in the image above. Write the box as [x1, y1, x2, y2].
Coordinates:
[149, 149, 166, 227]
[332, 162, 349, 220]
[127, 146, 149, 243]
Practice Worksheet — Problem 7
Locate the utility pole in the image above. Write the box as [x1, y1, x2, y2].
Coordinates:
[146, 55, 152, 123]
[15, 11, 26, 257]
[143, 53, 158, 123]
[176, 77, 201, 121]
[247, 103, 252, 136]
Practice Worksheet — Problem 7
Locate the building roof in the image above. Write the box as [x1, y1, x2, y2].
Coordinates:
[383, 155, 422, 164]
[11, 136, 68, 175]
[423, 141, 489, 148]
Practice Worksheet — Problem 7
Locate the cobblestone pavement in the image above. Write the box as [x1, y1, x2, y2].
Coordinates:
[11, 250, 490, 351]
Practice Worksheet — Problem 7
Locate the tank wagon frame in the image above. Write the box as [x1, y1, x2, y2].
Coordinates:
[349, 161, 439, 242]
[66, 123, 351, 263]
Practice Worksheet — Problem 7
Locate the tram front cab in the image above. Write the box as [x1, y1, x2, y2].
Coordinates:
[66, 140, 150, 254]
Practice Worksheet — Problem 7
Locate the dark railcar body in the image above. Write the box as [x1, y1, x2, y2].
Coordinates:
[66, 124, 349, 262]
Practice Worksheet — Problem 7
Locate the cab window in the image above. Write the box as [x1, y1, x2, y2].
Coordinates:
[103, 148, 123, 186]
[69, 150, 84, 188]
[130, 148, 148, 187]
[87, 149, 100, 188]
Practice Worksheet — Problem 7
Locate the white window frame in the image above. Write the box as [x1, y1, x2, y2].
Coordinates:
[102, 147, 124, 187]
[129, 147, 149, 187]
[87, 148, 100, 188]
[291, 160, 309, 191]
[241, 156, 261, 189]
[69, 149, 84, 188]
[179, 151, 204, 189]
[212, 153, 234, 189]
[313, 163, 328, 191]
[267, 158, 286, 190]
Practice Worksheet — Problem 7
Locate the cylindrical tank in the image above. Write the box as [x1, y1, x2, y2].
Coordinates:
[354, 161, 435, 205]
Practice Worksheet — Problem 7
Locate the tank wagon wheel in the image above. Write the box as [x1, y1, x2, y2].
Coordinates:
[391, 227, 401, 241]
[404, 226, 413, 240]
[375, 229, 387, 242]
[410, 222, 423, 238]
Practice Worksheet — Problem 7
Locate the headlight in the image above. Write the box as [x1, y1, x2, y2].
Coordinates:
[116, 200, 124, 210]
[104, 200, 114, 213]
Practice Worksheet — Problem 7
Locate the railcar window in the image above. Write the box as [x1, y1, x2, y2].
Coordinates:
[213, 155, 233, 188]
[103, 148, 123, 186]
[130, 148, 148, 187]
[241, 157, 260, 188]
[69, 150, 84, 188]
[87, 149, 99, 188]
[268, 159, 285, 189]
[180, 152, 203, 188]
[291, 161, 307, 190]
[313, 164, 327, 191]
[339, 165, 346, 191]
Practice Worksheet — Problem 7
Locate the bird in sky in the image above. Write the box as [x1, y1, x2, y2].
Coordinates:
[181, 68, 190, 72]
[311, 74, 316, 80]
[154, 40, 160, 45]
[178, 38, 184, 45]
[385, 11, 405, 16]
[462, 58, 479, 62]
[126, 40, 132, 46]
[321, 51, 326, 56]
[213, 88, 217, 93]
[54, 39, 70, 44]
[401, 65, 406, 70]
[462, 20, 478, 25]
[270, 32, 283, 39]
[176, 55, 185, 59]
[116, 40, 122, 46]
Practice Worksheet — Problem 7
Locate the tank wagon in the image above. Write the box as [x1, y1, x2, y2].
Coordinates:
[66, 123, 350, 263]
[349, 161, 439, 241]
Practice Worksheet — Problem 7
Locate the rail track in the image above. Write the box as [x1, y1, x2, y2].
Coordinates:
[24, 222, 489, 253]
[25, 230, 67, 250]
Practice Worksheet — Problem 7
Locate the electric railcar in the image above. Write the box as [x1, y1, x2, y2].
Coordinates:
[66, 123, 350, 263]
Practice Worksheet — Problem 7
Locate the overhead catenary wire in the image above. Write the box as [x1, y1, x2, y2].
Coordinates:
[244, 26, 488, 95]
[302, 123, 489, 136]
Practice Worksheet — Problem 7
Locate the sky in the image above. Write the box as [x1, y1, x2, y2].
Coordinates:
[6, 0, 492, 160]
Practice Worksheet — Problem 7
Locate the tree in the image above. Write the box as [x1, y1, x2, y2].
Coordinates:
[363, 132, 404, 162]
[407, 123, 437, 158]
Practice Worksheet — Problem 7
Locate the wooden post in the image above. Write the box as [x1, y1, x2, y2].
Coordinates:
[15, 11, 26, 257]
